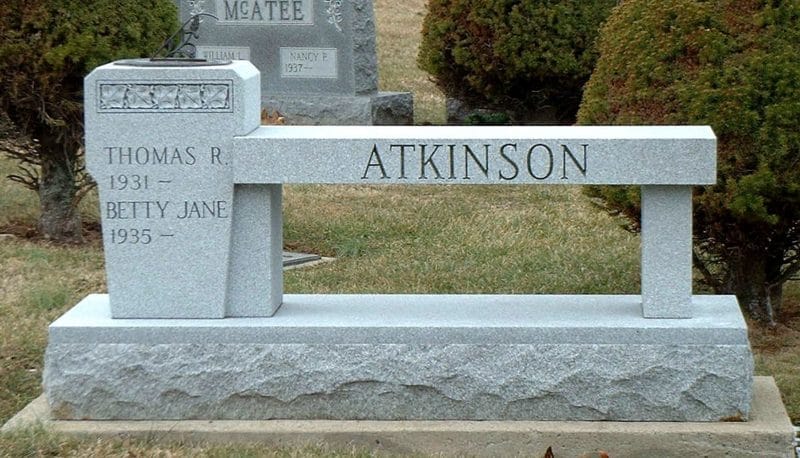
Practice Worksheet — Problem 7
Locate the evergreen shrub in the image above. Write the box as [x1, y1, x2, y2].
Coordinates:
[0, 0, 177, 242]
[578, 0, 800, 324]
[418, 0, 616, 123]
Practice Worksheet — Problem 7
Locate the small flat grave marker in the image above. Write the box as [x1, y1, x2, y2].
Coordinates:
[282, 251, 322, 267]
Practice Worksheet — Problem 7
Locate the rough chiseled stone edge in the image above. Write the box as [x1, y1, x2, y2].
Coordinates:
[371, 92, 414, 125]
[4, 378, 794, 458]
[350, 0, 378, 94]
[43, 342, 753, 422]
[262, 91, 412, 125]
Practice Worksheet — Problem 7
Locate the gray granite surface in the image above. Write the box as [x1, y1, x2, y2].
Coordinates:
[84, 61, 261, 319]
[84, 62, 709, 321]
[43, 294, 753, 421]
[233, 125, 716, 185]
[44, 342, 753, 421]
[226, 184, 283, 317]
[73, 61, 750, 423]
[5, 378, 796, 458]
[231, 125, 710, 318]
[641, 186, 693, 318]
[48, 294, 747, 345]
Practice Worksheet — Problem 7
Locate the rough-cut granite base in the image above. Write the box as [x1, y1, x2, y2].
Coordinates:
[5, 378, 795, 458]
[43, 294, 753, 421]
[263, 92, 413, 125]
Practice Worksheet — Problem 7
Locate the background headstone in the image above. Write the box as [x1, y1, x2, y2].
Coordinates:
[176, 0, 414, 125]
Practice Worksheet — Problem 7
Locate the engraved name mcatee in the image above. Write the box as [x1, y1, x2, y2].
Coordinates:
[221, 0, 307, 22]
[361, 143, 589, 181]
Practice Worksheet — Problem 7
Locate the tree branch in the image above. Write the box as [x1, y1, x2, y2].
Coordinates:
[774, 260, 800, 286]
[693, 248, 723, 291]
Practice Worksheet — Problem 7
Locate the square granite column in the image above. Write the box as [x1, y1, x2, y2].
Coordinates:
[641, 185, 693, 318]
[227, 183, 284, 317]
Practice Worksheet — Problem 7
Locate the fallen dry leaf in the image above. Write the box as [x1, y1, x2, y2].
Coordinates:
[261, 108, 286, 125]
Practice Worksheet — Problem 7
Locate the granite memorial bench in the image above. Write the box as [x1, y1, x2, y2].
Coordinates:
[42, 60, 753, 422]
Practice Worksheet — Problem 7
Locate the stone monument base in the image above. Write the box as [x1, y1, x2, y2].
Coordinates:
[43, 294, 752, 421]
[3, 378, 792, 457]
[263, 92, 413, 125]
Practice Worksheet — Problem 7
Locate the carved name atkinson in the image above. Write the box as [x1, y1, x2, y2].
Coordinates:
[361, 143, 588, 182]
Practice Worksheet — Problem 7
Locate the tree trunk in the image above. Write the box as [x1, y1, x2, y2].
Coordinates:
[728, 247, 782, 327]
[38, 150, 83, 243]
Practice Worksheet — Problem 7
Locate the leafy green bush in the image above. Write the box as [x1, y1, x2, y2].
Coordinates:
[0, 0, 176, 242]
[464, 111, 511, 125]
[578, 0, 800, 325]
[418, 0, 616, 123]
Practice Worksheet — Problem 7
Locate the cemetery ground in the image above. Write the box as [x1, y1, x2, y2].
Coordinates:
[1, 0, 799, 456]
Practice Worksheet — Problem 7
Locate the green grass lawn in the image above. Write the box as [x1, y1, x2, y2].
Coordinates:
[1, 0, 798, 455]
